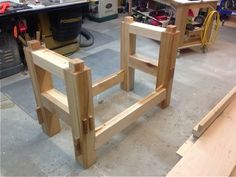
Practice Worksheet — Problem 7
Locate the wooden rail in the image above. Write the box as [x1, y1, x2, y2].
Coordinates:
[92, 70, 125, 96]
[24, 16, 179, 168]
[32, 48, 70, 79]
[129, 21, 165, 41]
[192, 86, 236, 137]
[129, 54, 158, 76]
[95, 88, 166, 149]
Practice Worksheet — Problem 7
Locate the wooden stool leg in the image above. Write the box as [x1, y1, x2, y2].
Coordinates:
[24, 41, 61, 137]
[156, 26, 180, 108]
[121, 16, 136, 91]
[36, 107, 61, 136]
[64, 61, 96, 168]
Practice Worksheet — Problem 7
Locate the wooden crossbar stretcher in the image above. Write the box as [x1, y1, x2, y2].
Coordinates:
[24, 16, 180, 168]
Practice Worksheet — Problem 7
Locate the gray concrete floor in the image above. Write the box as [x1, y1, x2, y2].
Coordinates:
[1, 15, 236, 176]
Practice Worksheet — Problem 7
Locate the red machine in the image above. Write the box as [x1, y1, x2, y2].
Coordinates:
[0, 2, 10, 14]
[17, 20, 27, 33]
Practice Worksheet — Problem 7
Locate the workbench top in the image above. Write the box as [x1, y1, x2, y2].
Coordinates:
[173, 0, 218, 4]
[0, 0, 88, 18]
[152, 0, 218, 6]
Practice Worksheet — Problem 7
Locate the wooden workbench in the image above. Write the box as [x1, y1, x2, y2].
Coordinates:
[171, 0, 218, 49]
[134, 0, 218, 50]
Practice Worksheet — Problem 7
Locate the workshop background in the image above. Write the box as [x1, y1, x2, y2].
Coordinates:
[1, 0, 236, 176]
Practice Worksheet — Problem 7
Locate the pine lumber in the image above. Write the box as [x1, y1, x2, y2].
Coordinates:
[167, 97, 236, 176]
[193, 86, 236, 137]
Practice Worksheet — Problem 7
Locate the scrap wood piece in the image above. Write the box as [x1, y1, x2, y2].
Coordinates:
[193, 86, 236, 138]
[167, 97, 236, 177]
[176, 135, 197, 158]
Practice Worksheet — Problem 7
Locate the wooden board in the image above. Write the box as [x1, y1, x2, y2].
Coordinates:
[193, 86, 236, 137]
[129, 54, 158, 76]
[167, 97, 236, 176]
[176, 135, 196, 157]
[95, 88, 166, 149]
[92, 70, 125, 96]
[32, 48, 70, 79]
[230, 166, 236, 177]
[129, 21, 165, 41]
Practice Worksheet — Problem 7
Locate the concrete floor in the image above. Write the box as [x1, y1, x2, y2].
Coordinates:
[1, 15, 236, 176]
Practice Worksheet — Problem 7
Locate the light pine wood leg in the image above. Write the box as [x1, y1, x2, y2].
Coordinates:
[24, 40, 61, 137]
[121, 17, 136, 91]
[64, 61, 96, 168]
[156, 26, 180, 108]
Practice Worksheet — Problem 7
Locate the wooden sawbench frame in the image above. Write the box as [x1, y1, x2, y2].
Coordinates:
[24, 16, 180, 168]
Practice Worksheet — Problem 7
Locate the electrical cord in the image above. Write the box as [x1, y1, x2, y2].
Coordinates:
[201, 8, 220, 47]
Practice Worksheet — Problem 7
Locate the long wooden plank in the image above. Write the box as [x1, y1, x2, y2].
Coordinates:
[167, 98, 236, 176]
[129, 54, 158, 76]
[31, 48, 70, 79]
[129, 22, 165, 41]
[95, 88, 166, 149]
[92, 70, 125, 96]
[193, 86, 236, 137]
